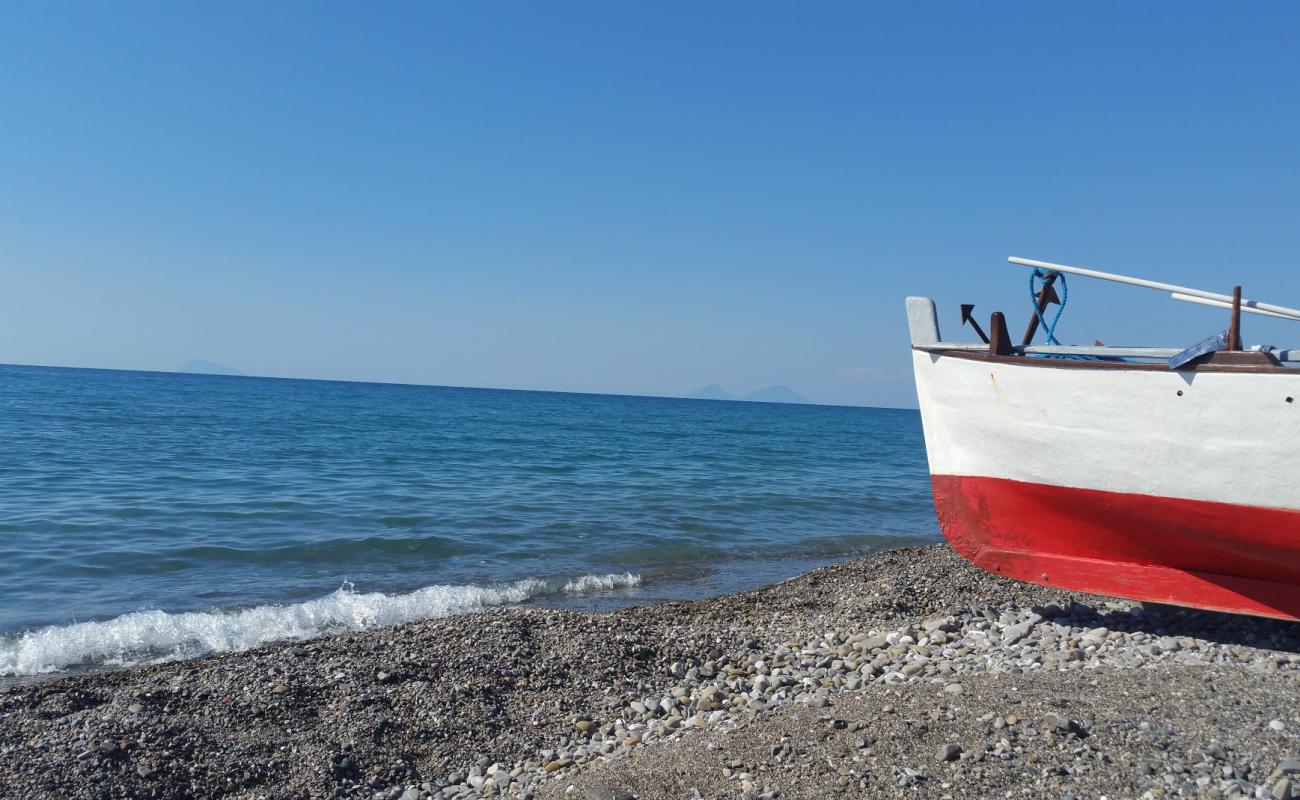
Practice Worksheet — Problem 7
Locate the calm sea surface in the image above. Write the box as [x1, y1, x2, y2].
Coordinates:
[0, 365, 935, 677]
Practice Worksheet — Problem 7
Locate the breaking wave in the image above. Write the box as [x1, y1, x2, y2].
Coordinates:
[0, 572, 641, 678]
[562, 573, 640, 592]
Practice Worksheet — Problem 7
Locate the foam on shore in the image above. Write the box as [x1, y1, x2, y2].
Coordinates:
[0, 572, 641, 678]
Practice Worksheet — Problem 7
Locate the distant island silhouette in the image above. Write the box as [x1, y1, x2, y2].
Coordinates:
[176, 359, 245, 377]
[685, 384, 810, 404]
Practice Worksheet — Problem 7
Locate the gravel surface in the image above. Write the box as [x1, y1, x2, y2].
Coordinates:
[1, 545, 1297, 799]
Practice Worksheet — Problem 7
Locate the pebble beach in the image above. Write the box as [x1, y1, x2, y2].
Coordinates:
[3, 545, 1299, 800]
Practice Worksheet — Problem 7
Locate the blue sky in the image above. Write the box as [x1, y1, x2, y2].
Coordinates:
[3, 2, 1298, 407]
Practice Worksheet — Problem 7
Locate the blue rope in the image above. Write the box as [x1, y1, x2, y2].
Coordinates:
[1023, 269, 1122, 361]
[1029, 268, 1068, 345]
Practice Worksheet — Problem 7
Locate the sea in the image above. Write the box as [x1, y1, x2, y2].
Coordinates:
[0, 364, 936, 679]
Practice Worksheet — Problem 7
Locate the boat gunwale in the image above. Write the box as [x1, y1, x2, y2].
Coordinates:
[914, 346, 1298, 375]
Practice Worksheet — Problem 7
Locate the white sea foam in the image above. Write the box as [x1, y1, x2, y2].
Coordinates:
[0, 572, 642, 678]
[562, 572, 641, 593]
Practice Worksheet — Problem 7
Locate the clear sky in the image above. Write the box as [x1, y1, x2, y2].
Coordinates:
[3, 2, 1298, 407]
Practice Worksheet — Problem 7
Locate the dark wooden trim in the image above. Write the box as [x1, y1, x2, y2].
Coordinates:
[914, 347, 1293, 374]
[988, 312, 1013, 355]
[1200, 350, 1279, 367]
[1229, 285, 1243, 351]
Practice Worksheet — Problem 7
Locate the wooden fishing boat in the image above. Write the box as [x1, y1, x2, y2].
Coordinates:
[908, 257, 1300, 620]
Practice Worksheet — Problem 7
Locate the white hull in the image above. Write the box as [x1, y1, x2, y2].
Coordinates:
[912, 350, 1300, 511]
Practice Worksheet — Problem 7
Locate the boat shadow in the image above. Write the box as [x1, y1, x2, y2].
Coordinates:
[1047, 601, 1300, 657]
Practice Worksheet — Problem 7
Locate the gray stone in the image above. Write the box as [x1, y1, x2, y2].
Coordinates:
[1042, 713, 1079, 736]
[1081, 627, 1109, 646]
[1002, 614, 1043, 645]
[937, 743, 963, 762]
[583, 784, 634, 800]
[923, 616, 957, 633]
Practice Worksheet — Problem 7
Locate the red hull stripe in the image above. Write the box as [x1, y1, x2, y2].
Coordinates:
[931, 475, 1300, 621]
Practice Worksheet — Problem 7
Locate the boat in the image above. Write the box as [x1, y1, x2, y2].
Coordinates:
[907, 257, 1300, 620]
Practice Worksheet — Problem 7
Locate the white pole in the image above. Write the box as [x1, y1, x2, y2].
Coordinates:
[1008, 256, 1300, 321]
[1169, 293, 1300, 321]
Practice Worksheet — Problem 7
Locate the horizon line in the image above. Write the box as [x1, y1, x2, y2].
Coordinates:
[0, 361, 918, 412]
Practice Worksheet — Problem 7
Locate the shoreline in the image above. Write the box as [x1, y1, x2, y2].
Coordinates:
[2, 544, 1298, 799]
[0, 544, 934, 686]
[1, 534, 939, 685]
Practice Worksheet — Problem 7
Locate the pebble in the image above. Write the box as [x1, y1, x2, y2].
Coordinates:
[1002, 613, 1042, 645]
[1042, 713, 1079, 736]
[583, 785, 633, 800]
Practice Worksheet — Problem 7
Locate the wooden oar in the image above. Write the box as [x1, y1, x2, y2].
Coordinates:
[1008, 257, 1300, 322]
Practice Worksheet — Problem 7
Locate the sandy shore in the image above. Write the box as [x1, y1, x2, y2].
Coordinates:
[2, 545, 1298, 799]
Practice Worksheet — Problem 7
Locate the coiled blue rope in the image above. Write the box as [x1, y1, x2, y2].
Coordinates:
[1029, 268, 1068, 345]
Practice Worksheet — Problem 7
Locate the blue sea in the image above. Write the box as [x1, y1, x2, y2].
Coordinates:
[0, 365, 935, 678]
